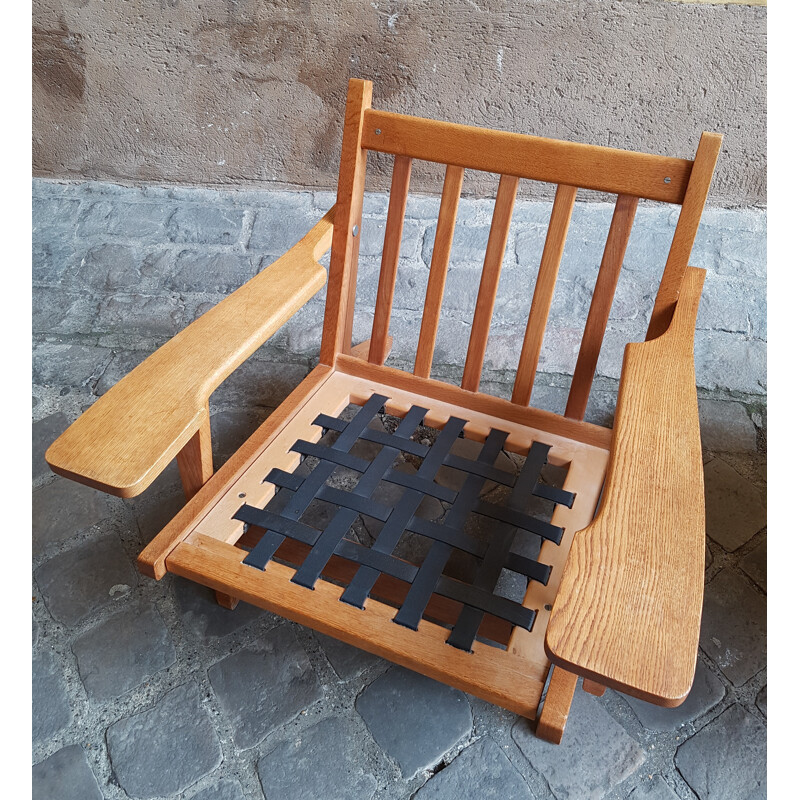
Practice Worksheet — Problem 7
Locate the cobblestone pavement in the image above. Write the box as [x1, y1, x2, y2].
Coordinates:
[33, 181, 766, 799]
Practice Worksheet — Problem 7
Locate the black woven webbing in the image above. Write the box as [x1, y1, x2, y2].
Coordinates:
[235, 394, 575, 652]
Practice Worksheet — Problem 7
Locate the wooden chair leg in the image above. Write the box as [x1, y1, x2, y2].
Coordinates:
[536, 666, 578, 744]
[582, 678, 606, 696]
[214, 590, 240, 610]
[176, 406, 214, 501]
[176, 408, 239, 609]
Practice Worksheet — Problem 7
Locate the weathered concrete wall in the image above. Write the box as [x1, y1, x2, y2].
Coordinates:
[33, 0, 765, 206]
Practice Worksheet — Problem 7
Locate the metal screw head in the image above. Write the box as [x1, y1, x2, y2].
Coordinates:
[375, 128, 382, 135]
[664, 176, 672, 184]
[352, 224, 359, 236]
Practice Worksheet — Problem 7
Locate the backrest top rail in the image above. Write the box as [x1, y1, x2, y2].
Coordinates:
[362, 109, 694, 205]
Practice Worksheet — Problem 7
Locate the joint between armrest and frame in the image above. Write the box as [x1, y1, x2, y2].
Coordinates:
[45, 208, 335, 498]
[545, 266, 707, 707]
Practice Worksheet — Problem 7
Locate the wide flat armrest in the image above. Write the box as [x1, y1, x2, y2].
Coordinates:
[46, 208, 335, 498]
[545, 266, 706, 706]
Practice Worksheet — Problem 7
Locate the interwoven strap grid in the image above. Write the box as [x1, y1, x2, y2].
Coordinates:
[234, 393, 576, 652]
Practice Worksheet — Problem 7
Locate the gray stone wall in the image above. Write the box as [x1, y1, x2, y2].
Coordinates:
[33, 178, 766, 445]
[33, 0, 765, 206]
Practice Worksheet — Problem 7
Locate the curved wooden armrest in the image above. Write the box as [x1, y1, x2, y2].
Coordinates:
[45, 208, 335, 498]
[545, 266, 706, 706]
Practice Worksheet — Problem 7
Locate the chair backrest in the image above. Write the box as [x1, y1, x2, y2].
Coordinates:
[320, 79, 721, 421]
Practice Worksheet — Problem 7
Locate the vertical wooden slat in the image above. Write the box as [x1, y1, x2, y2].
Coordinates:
[646, 131, 722, 340]
[368, 156, 413, 364]
[564, 194, 639, 420]
[461, 174, 519, 392]
[414, 165, 465, 378]
[511, 184, 578, 405]
[320, 79, 373, 365]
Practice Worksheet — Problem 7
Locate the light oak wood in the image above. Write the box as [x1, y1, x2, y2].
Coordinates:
[369, 155, 413, 364]
[511, 185, 577, 406]
[582, 678, 606, 697]
[415, 164, 464, 378]
[536, 667, 578, 745]
[565, 194, 639, 420]
[169, 533, 550, 719]
[137, 363, 334, 579]
[320, 78, 373, 365]
[647, 132, 722, 340]
[186, 366, 608, 552]
[462, 174, 519, 392]
[362, 110, 694, 204]
[214, 590, 239, 610]
[350, 336, 393, 363]
[45, 210, 335, 498]
[546, 267, 707, 706]
[176, 406, 213, 501]
[240, 536, 515, 646]
[335, 354, 613, 451]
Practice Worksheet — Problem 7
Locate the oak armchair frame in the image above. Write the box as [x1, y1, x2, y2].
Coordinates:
[46, 79, 721, 743]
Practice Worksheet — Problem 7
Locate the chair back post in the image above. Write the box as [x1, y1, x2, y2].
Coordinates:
[320, 78, 373, 365]
[646, 131, 723, 340]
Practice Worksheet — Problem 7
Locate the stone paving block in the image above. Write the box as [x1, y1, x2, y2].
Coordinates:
[32, 412, 70, 480]
[210, 408, 273, 463]
[130, 481, 184, 544]
[189, 780, 247, 800]
[696, 275, 753, 336]
[32, 650, 73, 745]
[359, 216, 422, 260]
[740, 537, 767, 591]
[33, 239, 77, 284]
[33, 197, 82, 230]
[257, 716, 378, 800]
[512, 688, 646, 800]
[71, 601, 176, 700]
[627, 775, 681, 800]
[212, 359, 311, 409]
[698, 400, 757, 453]
[35, 534, 138, 627]
[32, 342, 112, 388]
[703, 458, 766, 551]
[756, 684, 766, 716]
[33, 477, 111, 557]
[168, 206, 245, 245]
[675, 704, 766, 800]
[622, 658, 725, 732]
[71, 242, 147, 291]
[170, 250, 256, 293]
[32, 745, 102, 800]
[250, 204, 318, 255]
[78, 200, 173, 238]
[32, 287, 95, 336]
[33, 615, 39, 646]
[93, 293, 184, 338]
[107, 682, 222, 799]
[355, 666, 472, 779]
[700, 568, 766, 686]
[414, 736, 533, 800]
[174, 576, 268, 641]
[694, 332, 766, 396]
[208, 625, 323, 749]
[314, 632, 382, 680]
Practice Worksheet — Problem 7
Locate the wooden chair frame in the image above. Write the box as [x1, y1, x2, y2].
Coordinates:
[46, 79, 721, 743]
